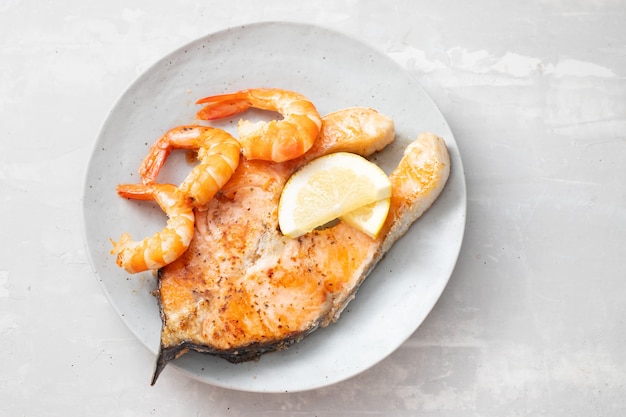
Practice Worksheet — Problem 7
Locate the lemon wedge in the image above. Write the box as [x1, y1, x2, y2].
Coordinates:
[278, 152, 392, 238]
[340, 197, 391, 238]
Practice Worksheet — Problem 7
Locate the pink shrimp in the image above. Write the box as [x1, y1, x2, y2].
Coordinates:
[139, 125, 241, 207]
[195, 88, 322, 162]
[111, 183, 195, 274]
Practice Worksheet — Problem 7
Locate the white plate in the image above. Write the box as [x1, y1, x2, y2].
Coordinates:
[82, 21, 466, 393]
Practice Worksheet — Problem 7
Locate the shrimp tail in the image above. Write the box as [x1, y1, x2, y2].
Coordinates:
[116, 183, 158, 200]
[139, 135, 176, 184]
[196, 93, 251, 120]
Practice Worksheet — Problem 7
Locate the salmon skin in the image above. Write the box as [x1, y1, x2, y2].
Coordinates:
[151, 111, 450, 384]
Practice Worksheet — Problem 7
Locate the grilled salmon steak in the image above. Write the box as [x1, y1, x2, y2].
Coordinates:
[151, 110, 450, 384]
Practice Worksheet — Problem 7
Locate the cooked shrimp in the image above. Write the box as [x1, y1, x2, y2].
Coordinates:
[111, 183, 195, 274]
[195, 88, 322, 162]
[139, 125, 241, 207]
[304, 107, 395, 161]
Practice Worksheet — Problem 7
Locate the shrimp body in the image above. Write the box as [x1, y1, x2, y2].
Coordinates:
[304, 107, 396, 160]
[139, 125, 241, 207]
[111, 183, 195, 274]
[196, 88, 322, 162]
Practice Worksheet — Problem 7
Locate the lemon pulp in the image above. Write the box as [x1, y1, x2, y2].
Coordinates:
[278, 152, 391, 238]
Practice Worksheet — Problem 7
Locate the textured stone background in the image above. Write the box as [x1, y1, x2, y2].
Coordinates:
[1, 1, 625, 415]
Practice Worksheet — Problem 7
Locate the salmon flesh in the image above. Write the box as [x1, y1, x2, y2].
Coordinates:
[151, 110, 450, 384]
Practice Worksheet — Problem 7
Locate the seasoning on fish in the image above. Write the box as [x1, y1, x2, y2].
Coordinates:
[150, 104, 450, 384]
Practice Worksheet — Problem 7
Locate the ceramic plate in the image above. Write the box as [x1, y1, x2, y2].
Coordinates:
[82, 21, 466, 393]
